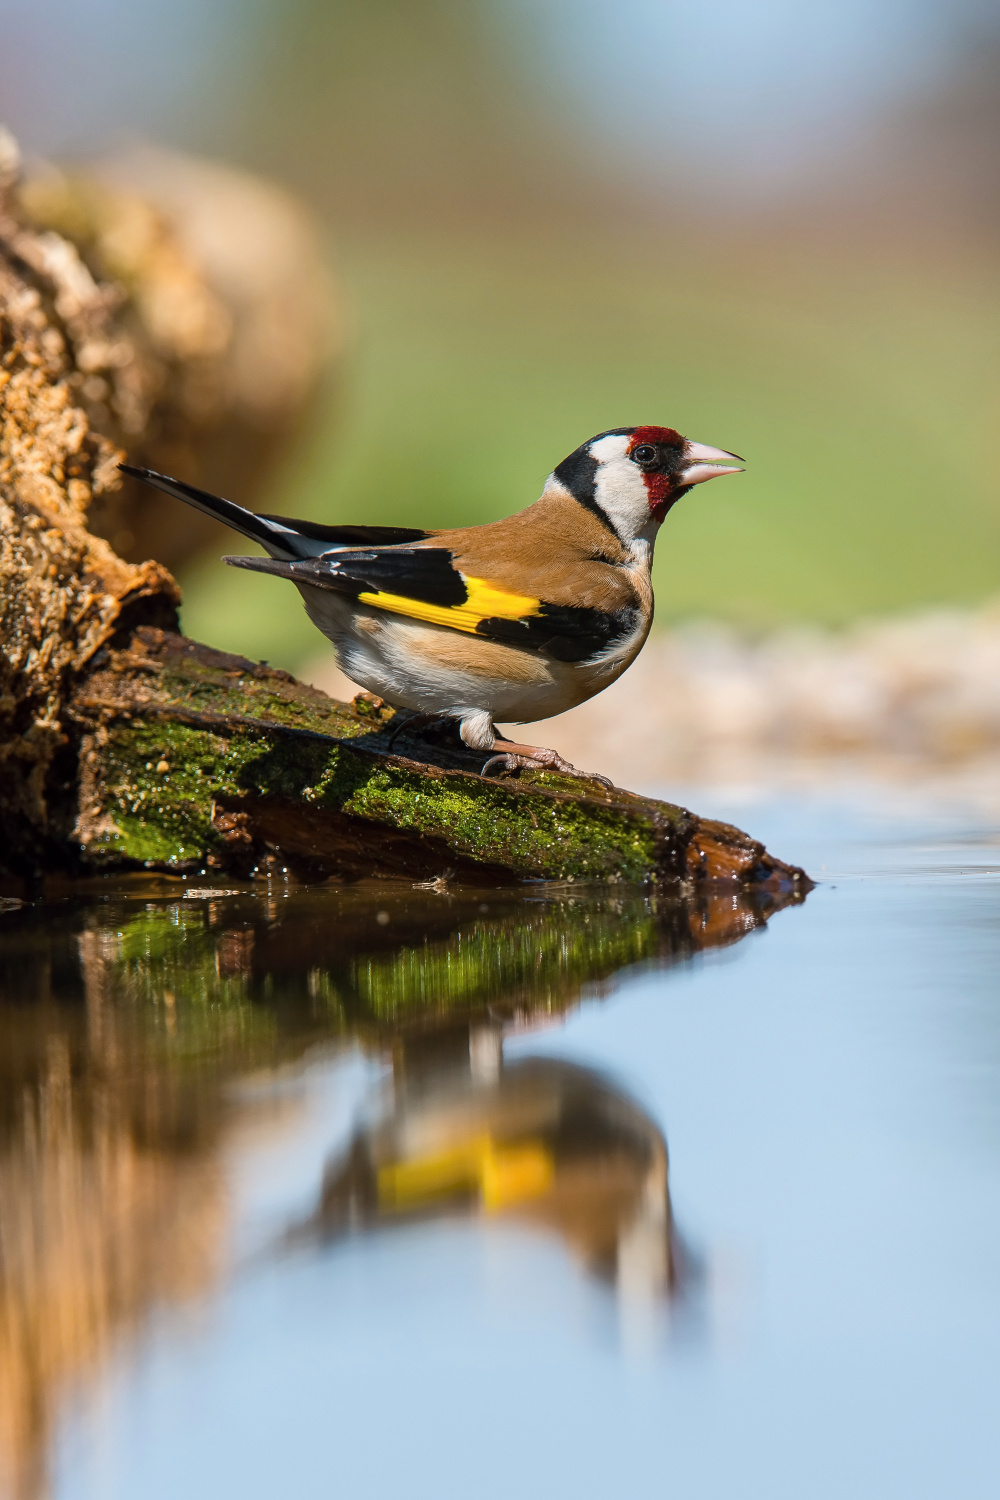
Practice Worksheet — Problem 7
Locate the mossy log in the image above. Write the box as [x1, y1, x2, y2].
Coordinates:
[65, 625, 809, 887]
[0, 132, 808, 889]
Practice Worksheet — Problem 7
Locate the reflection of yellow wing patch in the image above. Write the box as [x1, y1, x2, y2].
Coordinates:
[357, 575, 540, 634]
[479, 1140, 553, 1212]
[377, 1133, 554, 1214]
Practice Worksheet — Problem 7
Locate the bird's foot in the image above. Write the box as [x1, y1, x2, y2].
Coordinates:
[481, 738, 614, 790]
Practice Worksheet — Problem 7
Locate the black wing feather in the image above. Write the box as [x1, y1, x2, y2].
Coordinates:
[225, 547, 467, 607]
[475, 604, 640, 662]
[228, 552, 638, 663]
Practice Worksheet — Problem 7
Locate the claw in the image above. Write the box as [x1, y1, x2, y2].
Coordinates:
[481, 752, 532, 778]
[580, 769, 615, 791]
[481, 741, 615, 789]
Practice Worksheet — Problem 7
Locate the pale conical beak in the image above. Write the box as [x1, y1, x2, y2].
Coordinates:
[680, 439, 745, 487]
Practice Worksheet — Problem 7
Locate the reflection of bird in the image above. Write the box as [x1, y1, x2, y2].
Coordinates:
[298, 1039, 688, 1306]
[122, 425, 741, 779]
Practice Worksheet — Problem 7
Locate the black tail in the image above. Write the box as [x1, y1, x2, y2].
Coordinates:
[118, 465, 302, 558]
[119, 464, 433, 559]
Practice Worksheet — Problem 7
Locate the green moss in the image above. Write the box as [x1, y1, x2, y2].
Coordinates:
[89, 710, 688, 881]
[158, 656, 367, 742]
[90, 722, 231, 866]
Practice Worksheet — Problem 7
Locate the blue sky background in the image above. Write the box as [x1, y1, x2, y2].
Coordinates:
[512, 0, 995, 190]
[1, 0, 995, 194]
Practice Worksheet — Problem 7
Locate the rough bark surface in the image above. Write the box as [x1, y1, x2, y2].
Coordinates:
[17, 142, 339, 570]
[0, 137, 180, 865]
[0, 135, 809, 891]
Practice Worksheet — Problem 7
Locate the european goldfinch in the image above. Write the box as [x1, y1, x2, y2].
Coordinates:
[121, 425, 741, 780]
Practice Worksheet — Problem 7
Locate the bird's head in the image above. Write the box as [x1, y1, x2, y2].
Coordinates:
[548, 425, 743, 547]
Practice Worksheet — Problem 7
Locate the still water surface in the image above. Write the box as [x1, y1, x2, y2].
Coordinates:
[2, 796, 999, 1498]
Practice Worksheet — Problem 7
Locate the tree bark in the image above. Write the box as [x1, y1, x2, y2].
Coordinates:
[13, 138, 340, 571]
[0, 137, 809, 892]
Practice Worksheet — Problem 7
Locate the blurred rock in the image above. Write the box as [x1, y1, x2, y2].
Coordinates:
[18, 143, 342, 568]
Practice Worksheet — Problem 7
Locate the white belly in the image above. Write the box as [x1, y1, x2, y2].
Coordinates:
[297, 584, 644, 727]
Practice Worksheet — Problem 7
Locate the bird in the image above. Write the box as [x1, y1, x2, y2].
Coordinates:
[120, 424, 742, 781]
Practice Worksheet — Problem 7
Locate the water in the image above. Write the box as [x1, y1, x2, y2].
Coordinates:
[2, 796, 999, 1499]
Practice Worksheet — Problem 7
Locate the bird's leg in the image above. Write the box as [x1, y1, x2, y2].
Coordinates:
[481, 736, 614, 790]
[385, 710, 457, 752]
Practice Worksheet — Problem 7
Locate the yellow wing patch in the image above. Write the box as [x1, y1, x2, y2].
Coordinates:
[357, 574, 540, 635]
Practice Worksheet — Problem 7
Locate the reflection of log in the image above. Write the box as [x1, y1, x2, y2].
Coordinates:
[0, 881, 806, 1057]
[0, 136, 809, 888]
[0, 939, 225, 1500]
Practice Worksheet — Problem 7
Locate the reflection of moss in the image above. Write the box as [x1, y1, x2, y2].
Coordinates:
[100, 907, 283, 1068]
[0, 877, 799, 1149]
[5, 887, 681, 1127]
[90, 890, 664, 1039]
[348, 906, 660, 1021]
[115, 908, 240, 1002]
[73, 882, 755, 1059]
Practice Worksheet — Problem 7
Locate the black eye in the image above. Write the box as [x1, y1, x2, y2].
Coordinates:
[632, 444, 657, 465]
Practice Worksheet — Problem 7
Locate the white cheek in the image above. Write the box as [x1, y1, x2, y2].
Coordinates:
[593, 456, 651, 536]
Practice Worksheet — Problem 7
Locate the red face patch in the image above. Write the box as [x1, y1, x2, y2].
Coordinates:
[628, 425, 684, 522]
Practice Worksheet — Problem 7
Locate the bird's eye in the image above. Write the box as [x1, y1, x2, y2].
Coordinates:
[632, 444, 657, 465]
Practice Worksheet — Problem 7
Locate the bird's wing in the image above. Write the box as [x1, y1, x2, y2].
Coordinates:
[226, 546, 641, 664]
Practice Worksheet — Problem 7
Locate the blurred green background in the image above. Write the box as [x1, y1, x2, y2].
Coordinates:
[2, 0, 998, 673]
